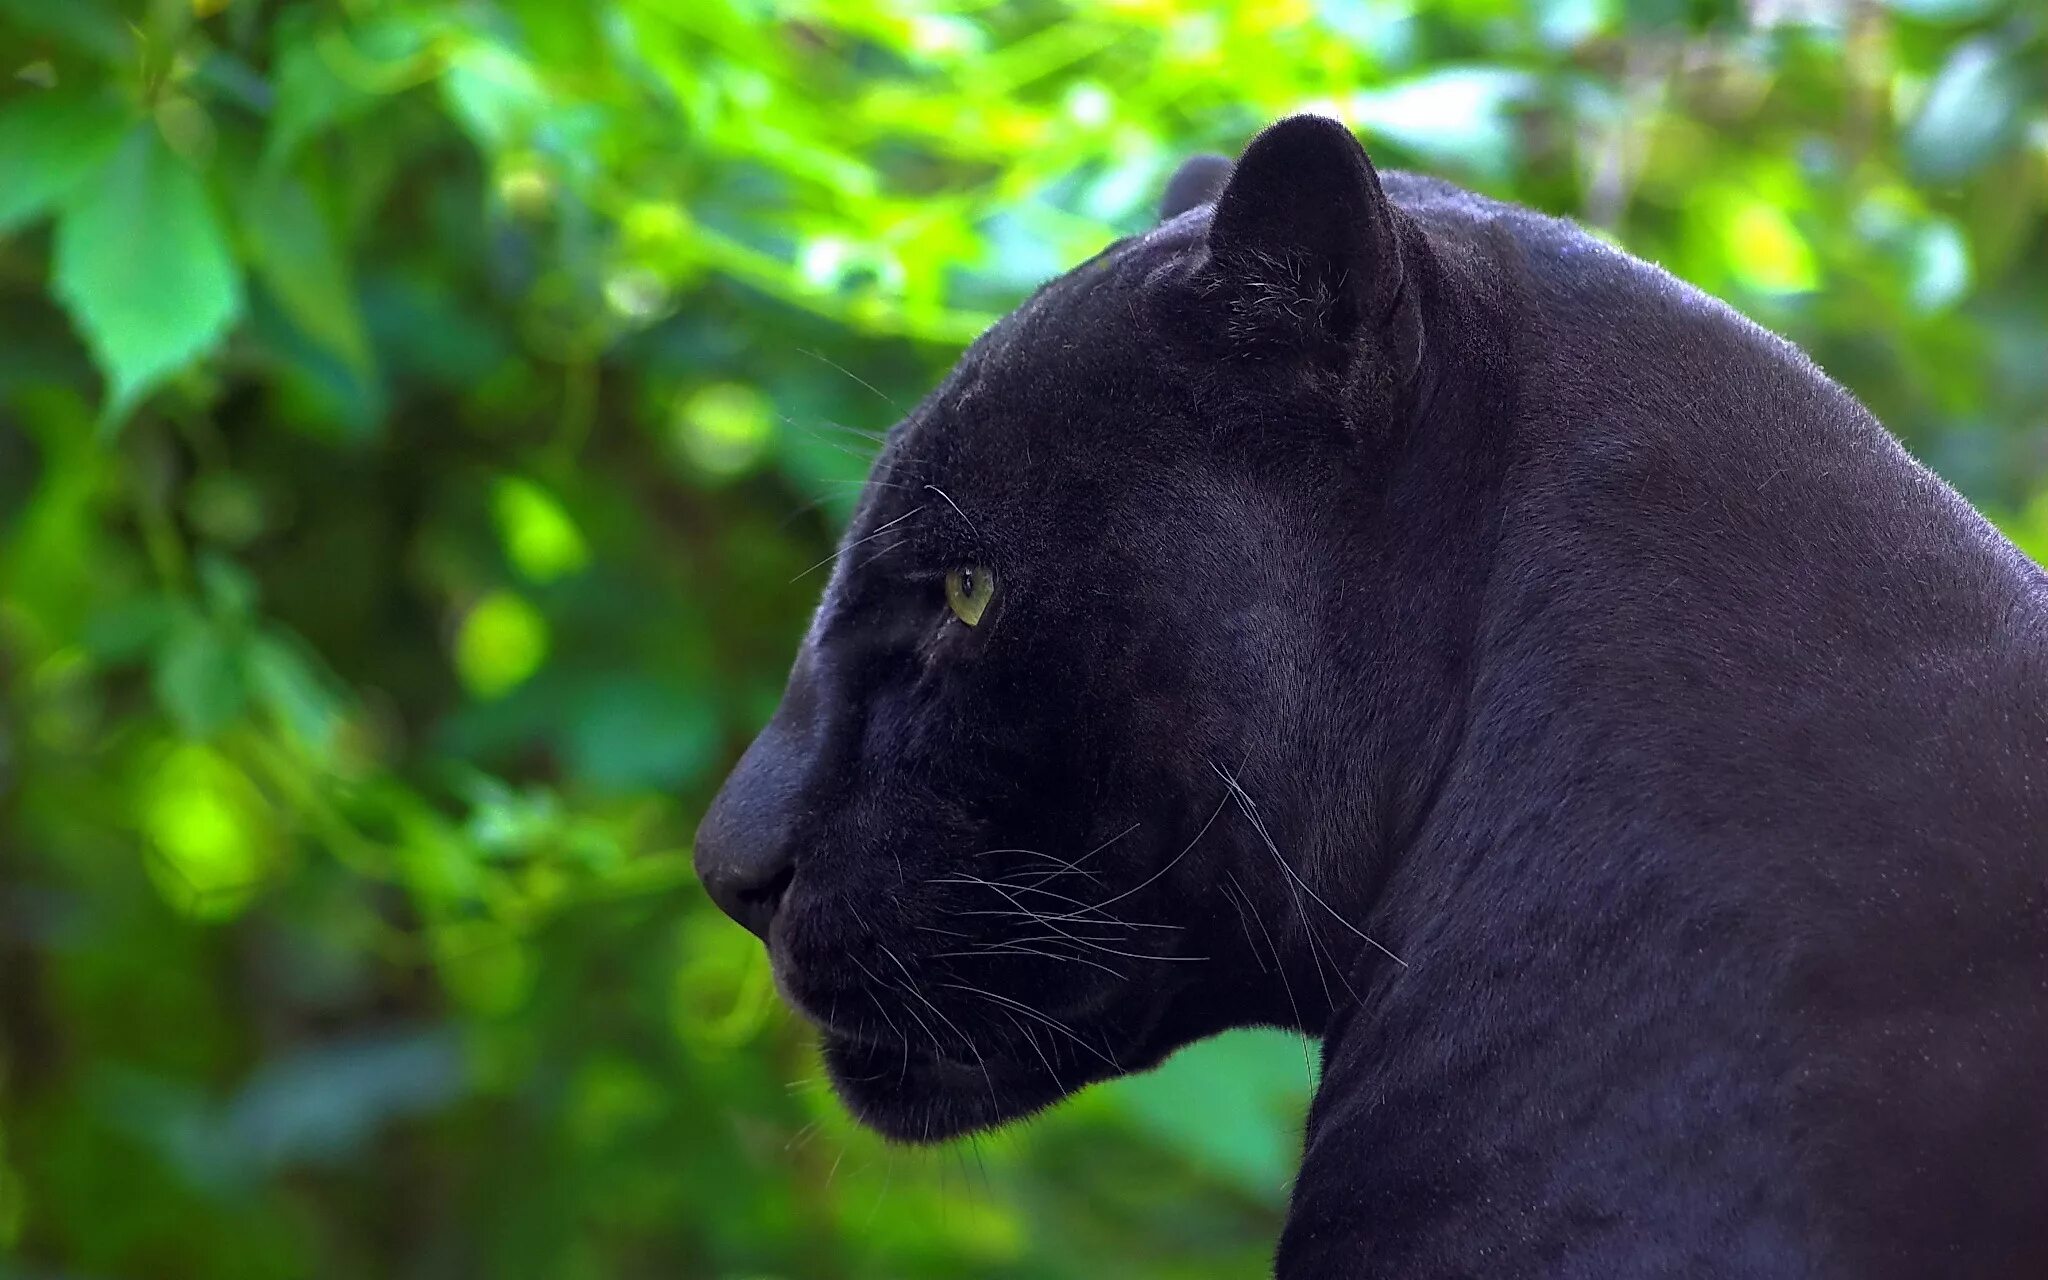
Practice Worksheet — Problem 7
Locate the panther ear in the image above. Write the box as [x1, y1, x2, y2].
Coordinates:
[1203, 115, 1405, 348]
[1158, 153, 1233, 221]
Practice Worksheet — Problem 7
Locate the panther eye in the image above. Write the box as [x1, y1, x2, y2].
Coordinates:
[943, 566, 996, 627]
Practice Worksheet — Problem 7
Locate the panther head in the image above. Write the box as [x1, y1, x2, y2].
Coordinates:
[693, 116, 1489, 1141]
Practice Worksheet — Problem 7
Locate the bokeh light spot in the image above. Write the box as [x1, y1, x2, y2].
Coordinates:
[673, 383, 773, 480]
[141, 744, 273, 920]
[491, 477, 589, 583]
[1724, 198, 1819, 292]
[455, 591, 549, 698]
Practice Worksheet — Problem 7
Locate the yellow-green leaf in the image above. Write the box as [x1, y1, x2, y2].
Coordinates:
[492, 478, 589, 583]
[1723, 198, 1818, 293]
[140, 743, 277, 921]
[455, 591, 549, 698]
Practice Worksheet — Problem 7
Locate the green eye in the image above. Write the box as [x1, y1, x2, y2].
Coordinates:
[944, 566, 996, 627]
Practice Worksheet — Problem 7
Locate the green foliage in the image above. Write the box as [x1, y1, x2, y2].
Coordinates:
[0, 88, 129, 232]
[0, 1, 2042, 1276]
[54, 125, 244, 423]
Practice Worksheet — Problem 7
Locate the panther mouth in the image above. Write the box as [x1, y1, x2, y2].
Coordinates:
[785, 970, 1063, 1084]
[818, 1024, 1083, 1142]
[794, 965, 1180, 1143]
[822, 1027, 1000, 1087]
[766, 916, 1179, 1141]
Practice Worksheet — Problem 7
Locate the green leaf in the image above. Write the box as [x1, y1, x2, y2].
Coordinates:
[1908, 218, 1972, 312]
[153, 611, 249, 738]
[197, 553, 260, 622]
[53, 127, 243, 424]
[442, 39, 547, 152]
[225, 1029, 465, 1168]
[80, 594, 181, 662]
[247, 632, 346, 757]
[1348, 68, 1535, 178]
[268, 24, 371, 161]
[269, 13, 437, 161]
[1903, 38, 2032, 186]
[0, 0, 130, 62]
[1879, 0, 2003, 23]
[243, 172, 373, 376]
[563, 678, 720, 791]
[0, 89, 131, 233]
[1104, 1028, 1314, 1203]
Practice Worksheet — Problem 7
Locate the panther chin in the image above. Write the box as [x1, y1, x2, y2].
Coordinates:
[807, 983, 1177, 1143]
[817, 1029, 1077, 1143]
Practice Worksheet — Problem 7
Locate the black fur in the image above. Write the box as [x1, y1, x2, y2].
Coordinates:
[695, 116, 2048, 1277]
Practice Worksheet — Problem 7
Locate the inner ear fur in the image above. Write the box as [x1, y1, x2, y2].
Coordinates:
[1200, 115, 1408, 353]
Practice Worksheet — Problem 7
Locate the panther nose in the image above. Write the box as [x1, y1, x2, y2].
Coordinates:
[697, 841, 793, 940]
[694, 720, 808, 941]
[694, 782, 798, 940]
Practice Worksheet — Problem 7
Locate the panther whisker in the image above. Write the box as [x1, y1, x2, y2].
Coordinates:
[812, 417, 891, 446]
[970, 852, 1106, 887]
[998, 881, 1146, 914]
[937, 884, 1130, 921]
[782, 417, 879, 465]
[892, 991, 950, 1069]
[931, 873, 1172, 927]
[809, 475, 911, 488]
[951, 904, 1173, 942]
[775, 491, 839, 529]
[848, 954, 917, 1081]
[937, 982, 1119, 1071]
[993, 1007, 1062, 1082]
[935, 877, 1109, 915]
[853, 536, 913, 574]
[1302, 903, 1353, 1009]
[958, 904, 1209, 962]
[1208, 759, 1408, 969]
[1217, 871, 1271, 974]
[942, 869, 1189, 930]
[1212, 764, 1342, 1009]
[785, 1119, 824, 1153]
[1010, 867, 1107, 889]
[1046, 790, 1231, 921]
[994, 931, 1127, 948]
[1060, 821, 1144, 872]
[789, 504, 927, 582]
[951, 909, 1137, 944]
[966, 822, 1139, 881]
[881, 946, 997, 1103]
[922, 483, 980, 540]
[795, 346, 904, 414]
[1225, 867, 1315, 1084]
[931, 942, 1126, 980]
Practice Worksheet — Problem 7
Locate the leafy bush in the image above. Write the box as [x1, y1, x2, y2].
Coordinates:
[1, 1, 2042, 1275]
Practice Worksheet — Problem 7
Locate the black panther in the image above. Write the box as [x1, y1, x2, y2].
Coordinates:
[694, 116, 2048, 1277]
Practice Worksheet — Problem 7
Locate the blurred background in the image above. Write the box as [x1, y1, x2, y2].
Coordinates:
[0, 0, 2043, 1276]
